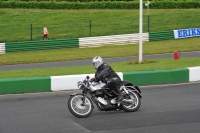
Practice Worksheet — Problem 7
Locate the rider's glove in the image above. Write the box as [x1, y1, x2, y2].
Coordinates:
[90, 78, 96, 83]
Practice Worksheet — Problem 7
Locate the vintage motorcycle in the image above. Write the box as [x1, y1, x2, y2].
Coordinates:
[68, 76, 142, 118]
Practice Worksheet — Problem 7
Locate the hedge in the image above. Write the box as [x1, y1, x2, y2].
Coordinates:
[1, 0, 200, 2]
[0, 1, 200, 9]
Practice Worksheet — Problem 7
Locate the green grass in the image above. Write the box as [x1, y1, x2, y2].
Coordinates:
[0, 8, 200, 79]
[0, 37, 200, 65]
[0, 37, 199, 79]
[0, 9, 200, 42]
[0, 36, 199, 79]
[0, 58, 199, 79]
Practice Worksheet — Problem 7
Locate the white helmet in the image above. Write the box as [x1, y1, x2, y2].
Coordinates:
[92, 56, 103, 69]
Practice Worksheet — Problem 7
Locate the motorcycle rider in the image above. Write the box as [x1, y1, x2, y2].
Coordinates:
[90, 56, 123, 101]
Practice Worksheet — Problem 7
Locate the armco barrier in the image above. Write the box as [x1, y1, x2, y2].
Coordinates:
[0, 43, 5, 54]
[149, 30, 174, 42]
[5, 38, 79, 53]
[0, 67, 199, 95]
[79, 33, 149, 48]
[2, 28, 199, 54]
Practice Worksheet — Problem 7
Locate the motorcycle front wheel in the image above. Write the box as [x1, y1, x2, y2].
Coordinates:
[121, 90, 141, 112]
[68, 94, 93, 118]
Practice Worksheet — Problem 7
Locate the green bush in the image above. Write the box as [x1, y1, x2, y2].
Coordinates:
[1, 0, 200, 1]
[0, 1, 200, 9]
[128, 59, 157, 65]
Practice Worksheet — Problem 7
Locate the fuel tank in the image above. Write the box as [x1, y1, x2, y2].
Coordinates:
[89, 82, 107, 92]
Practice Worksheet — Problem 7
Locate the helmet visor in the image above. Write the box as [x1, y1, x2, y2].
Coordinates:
[93, 61, 99, 68]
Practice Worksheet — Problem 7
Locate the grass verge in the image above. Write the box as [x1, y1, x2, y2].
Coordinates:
[0, 37, 200, 65]
[0, 58, 199, 79]
[0, 9, 200, 42]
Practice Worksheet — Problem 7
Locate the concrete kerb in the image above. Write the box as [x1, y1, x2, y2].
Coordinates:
[0, 67, 200, 95]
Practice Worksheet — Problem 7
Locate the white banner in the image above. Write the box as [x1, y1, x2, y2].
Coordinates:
[173, 28, 200, 39]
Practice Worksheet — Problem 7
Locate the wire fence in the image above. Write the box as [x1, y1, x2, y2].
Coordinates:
[0, 21, 146, 42]
[0, 9, 200, 43]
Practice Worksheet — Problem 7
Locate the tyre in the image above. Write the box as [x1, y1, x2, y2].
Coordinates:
[68, 94, 93, 118]
[121, 90, 141, 112]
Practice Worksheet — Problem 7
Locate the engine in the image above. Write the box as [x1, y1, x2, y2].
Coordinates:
[94, 90, 104, 97]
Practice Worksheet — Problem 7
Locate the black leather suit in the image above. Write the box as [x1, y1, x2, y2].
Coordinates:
[94, 63, 122, 95]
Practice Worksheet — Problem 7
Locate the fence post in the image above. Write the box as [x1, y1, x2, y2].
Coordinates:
[89, 20, 92, 37]
[30, 24, 32, 41]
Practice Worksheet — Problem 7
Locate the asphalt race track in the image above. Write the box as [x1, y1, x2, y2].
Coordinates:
[0, 51, 200, 132]
[0, 82, 200, 133]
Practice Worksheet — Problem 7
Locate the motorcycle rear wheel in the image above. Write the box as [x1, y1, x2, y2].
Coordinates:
[68, 94, 93, 118]
[121, 90, 141, 112]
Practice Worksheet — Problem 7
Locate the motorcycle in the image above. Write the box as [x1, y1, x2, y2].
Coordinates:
[68, 76, 142, 118]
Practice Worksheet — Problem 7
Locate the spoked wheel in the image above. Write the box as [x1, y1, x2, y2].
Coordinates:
[68, 94, 93, 118]
[121, 90, 141, 112]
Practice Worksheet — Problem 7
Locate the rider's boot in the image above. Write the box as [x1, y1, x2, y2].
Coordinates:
[117, 93, 123, 106]
[117, 93, 124, 101]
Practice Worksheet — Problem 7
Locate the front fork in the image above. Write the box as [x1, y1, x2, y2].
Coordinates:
[81, 94, 87, 106]
[81, 87, 88, 106]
